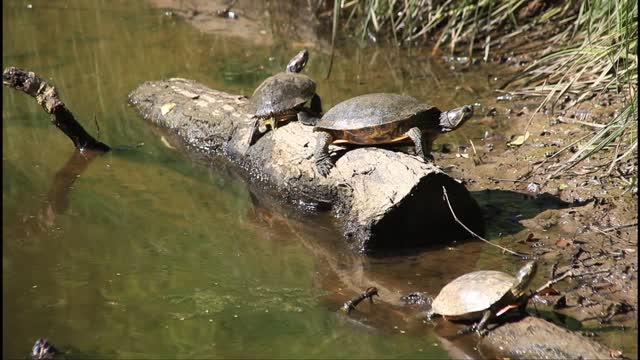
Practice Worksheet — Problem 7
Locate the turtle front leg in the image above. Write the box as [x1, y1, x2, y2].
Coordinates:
[474, 309, 494, 336]
[314, 131, 334, 177]
[405, 127, 433, 162]
[457, 309, 493, 336]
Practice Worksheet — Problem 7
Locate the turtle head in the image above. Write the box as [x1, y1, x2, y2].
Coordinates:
[286, 49, 309, 73]
[439, 105, 473, 132]
[512, 261, 537, 296]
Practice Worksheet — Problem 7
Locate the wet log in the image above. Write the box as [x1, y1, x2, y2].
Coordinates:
[2, 67, 110, 152]
[128, 78, 485, 251]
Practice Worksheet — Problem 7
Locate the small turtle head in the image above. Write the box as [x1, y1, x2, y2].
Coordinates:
[286, 49, 309, 73]
[513, 260, 537, 296]
[439, 105, 473, 132]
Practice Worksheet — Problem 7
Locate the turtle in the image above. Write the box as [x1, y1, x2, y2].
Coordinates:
[312, 93, 473, 177]
[427, 261, 538, 335]
[247, 49, 322, 146]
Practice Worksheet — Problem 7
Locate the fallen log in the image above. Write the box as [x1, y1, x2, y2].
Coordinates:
[128, 78, 485, 252]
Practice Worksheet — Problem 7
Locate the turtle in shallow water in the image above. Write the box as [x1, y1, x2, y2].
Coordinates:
[427, 261, 537, 335]
[312, 93, 473, 176]
[247, 49, 322, 145]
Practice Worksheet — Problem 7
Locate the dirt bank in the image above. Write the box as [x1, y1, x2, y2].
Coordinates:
[441, 91, 637, 355]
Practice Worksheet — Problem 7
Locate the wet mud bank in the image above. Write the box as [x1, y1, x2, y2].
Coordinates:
[128, 78, 485, 252]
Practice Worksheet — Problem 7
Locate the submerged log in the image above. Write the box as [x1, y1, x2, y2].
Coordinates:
[128, 78, 484, 251]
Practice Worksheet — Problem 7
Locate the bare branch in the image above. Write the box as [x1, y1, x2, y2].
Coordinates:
[3, 66, 110, 152]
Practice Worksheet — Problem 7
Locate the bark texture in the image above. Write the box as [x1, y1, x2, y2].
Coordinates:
[128, 78, 485, 252]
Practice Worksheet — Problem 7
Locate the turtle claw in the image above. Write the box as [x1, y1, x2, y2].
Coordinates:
[457, 323, 477, 336]
[457, 323, 489, 337]
[316, 160, 333, 177]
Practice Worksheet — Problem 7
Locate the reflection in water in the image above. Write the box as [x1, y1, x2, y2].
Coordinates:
[4, 150, 99, 240]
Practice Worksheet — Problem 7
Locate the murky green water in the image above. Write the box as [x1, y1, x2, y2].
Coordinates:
[2, 1, 597, 359]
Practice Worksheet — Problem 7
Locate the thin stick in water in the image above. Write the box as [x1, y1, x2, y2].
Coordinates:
[441, 186, 529, 258]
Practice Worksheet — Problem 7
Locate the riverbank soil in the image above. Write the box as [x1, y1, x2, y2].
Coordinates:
[442, 91, 637, 354]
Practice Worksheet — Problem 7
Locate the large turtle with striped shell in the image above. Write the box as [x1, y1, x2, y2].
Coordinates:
[312, 93, 473, 176]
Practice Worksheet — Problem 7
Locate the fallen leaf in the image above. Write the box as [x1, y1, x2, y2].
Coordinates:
[507, 131, 530, 147]
[161, 103, 176, 115]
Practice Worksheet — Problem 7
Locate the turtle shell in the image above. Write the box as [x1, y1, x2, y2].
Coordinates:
[250, 72, 316, 118]
[314, 93, 442, 145]
[431, 270, 516, 320]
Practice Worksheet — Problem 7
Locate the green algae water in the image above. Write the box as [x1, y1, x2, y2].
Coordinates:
[5, 1, 619, 359]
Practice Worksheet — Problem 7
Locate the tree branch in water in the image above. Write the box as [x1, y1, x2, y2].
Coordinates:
[2, 66, 110, 152]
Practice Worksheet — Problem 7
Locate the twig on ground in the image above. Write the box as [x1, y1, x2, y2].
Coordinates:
[488, 177, 529, 183]
[533, 268, 611, 296]
[602, 223, 638, 232]
[591, 226, 628, 243]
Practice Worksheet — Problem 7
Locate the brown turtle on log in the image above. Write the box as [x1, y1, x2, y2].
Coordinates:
[247, 49, 322, 145]
[312, 93, 473, 176]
